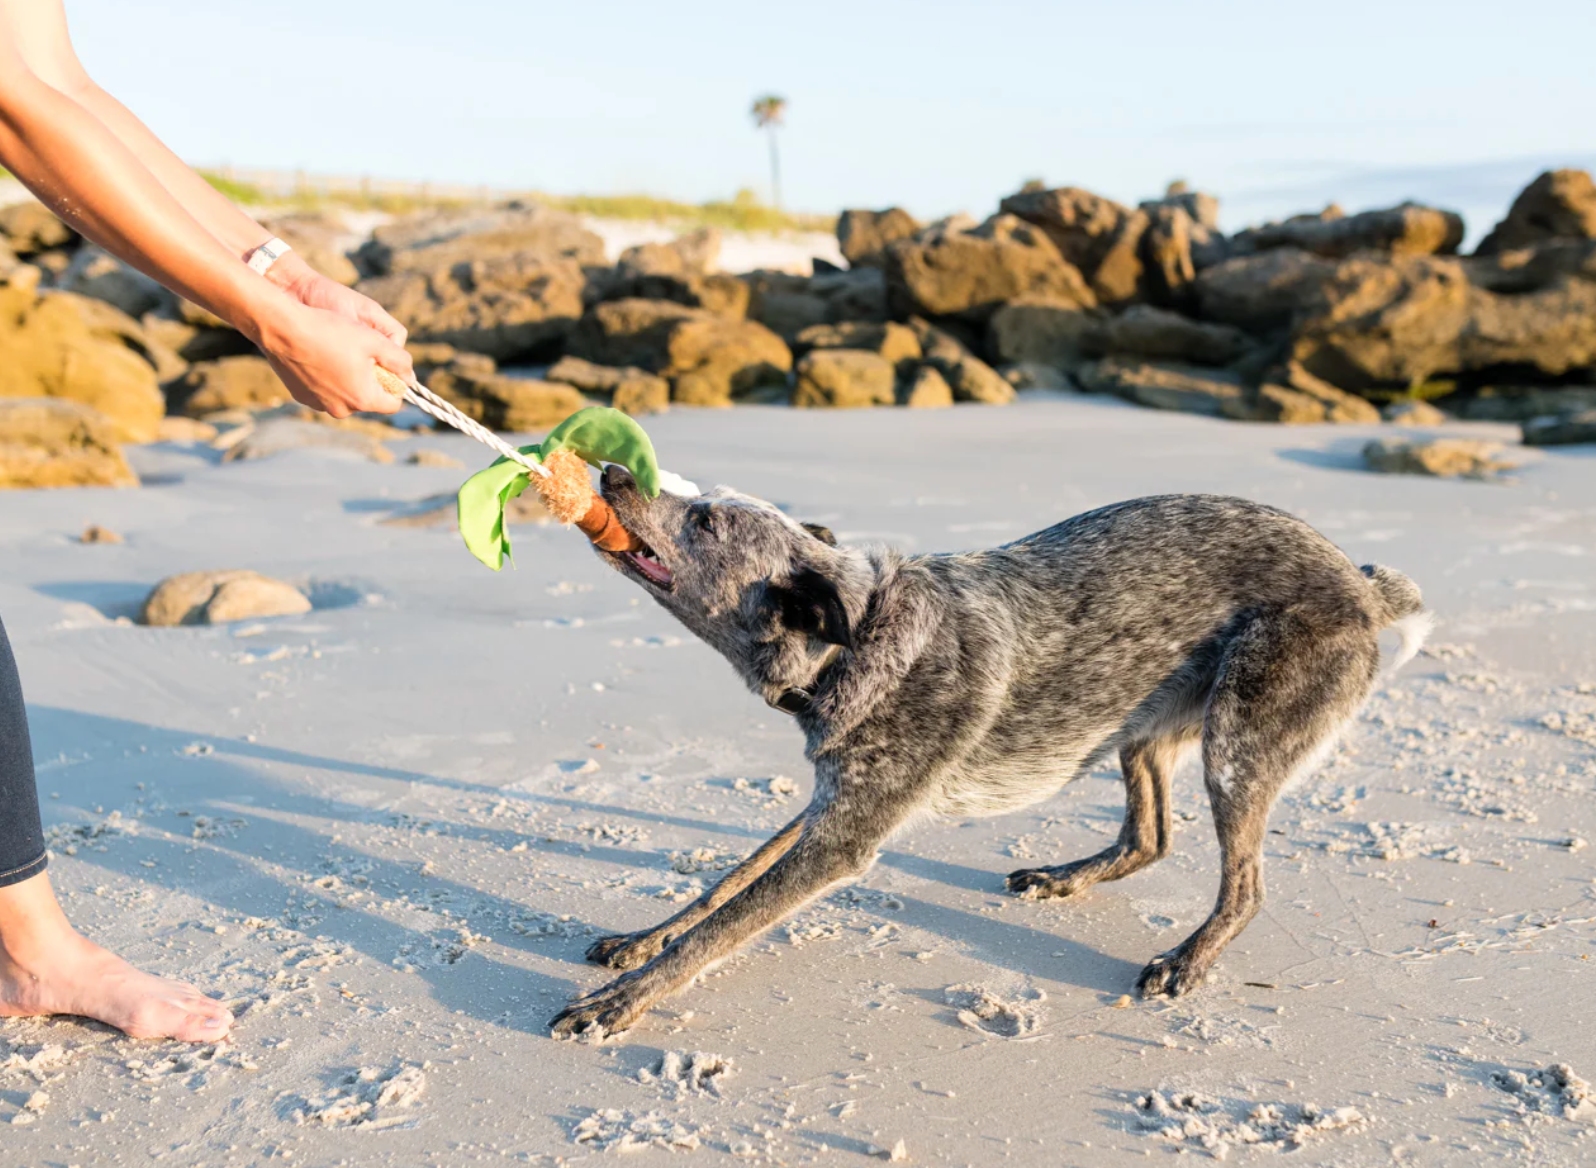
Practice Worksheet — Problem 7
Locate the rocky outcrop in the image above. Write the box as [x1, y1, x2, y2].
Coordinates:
[0, 398, 137, 489]
[911, 318, 1014, 404]
[791, 350, 896, 408]
[837, 208, 922, 268]
[793, 321, 921, 368]
[609, 230, 747, 317]
[1076, 357, 1247, 417]
[1237, 365, 1381, 424]
[170, 356, 291, 417]
[1193, 249, 1338, 334]
[353, 202, 605, 276]
[424, 355, 588, 430]
[885, 215, 1093, 322]
[900, 364, 953, 407]
[1231, 202, 1465, 259]
[140, 570, 313, 627]
[998, 186, 1131, 289]
[569, 299, 789, 405]
[0, 202, 74, 255]
[0, 287, 166, 442]
[987, 298, 1102, 371]
[1102, 305, 1250, 366]
[544, 356, 669, 415]
[1477, 170, 1596, 255]
[359, 253, 585, 361]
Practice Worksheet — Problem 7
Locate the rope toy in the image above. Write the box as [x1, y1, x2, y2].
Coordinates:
[374, 366, 664, 570]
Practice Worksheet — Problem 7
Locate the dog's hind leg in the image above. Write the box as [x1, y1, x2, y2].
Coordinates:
[1007, 728, 1195, 899]
[1138, 607, 1378, 998]
[552, 795, 906, 1040]
[587, 814, 805, 971]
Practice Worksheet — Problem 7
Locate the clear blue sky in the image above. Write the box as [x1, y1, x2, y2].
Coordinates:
[69, 0, 1594, 235]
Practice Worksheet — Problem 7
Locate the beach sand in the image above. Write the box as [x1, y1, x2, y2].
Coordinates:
[2, 395, 1594, 1164]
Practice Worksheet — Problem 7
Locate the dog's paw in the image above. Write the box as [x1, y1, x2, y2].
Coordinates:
[549, 974, 652, 1042]
[585, 930, 667, 971]
[1135, 946, 1211, 999]
[1006, 865, 1085, 899]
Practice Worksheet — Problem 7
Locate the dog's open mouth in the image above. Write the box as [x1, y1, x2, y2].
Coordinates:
[620, 542, 674, 589]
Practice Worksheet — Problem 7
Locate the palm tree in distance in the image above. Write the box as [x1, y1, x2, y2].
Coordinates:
[750, 94, 787, 209]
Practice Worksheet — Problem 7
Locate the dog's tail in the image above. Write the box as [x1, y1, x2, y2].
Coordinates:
[1361, 563, 1433, 672]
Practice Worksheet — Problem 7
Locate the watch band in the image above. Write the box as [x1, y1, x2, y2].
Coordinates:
[246, 236, 292, 276]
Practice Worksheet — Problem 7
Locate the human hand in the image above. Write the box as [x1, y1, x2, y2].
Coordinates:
[258, 302, 414, 418]
[270, 256, 408, 347]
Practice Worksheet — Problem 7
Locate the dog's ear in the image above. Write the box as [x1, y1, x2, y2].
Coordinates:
[767, 567, 852, 650]
[801, 522, 837, 547]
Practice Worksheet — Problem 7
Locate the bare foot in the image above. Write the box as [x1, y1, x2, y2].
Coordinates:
[0, 873, 233, 1043]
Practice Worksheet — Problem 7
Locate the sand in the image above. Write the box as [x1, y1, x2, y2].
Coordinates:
[2, 395, 1595, 1165]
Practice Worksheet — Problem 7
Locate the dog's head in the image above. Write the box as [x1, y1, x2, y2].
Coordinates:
[598, 465, 866, 708]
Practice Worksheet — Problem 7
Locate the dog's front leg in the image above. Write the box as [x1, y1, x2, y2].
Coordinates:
[549, 802, 885, 1041]
[586, 813, 806, 970]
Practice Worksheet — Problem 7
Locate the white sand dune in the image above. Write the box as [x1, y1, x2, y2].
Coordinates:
[2, 396, 1594, 1164]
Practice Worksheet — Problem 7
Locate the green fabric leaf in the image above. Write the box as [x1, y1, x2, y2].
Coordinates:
[454, 408, 661, 571]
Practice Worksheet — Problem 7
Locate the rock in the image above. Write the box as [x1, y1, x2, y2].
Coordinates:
[406, 342, 459, 379]
[0, 201, 75, 255]
[170, 356, 290, 416]
[78, 523, 123, 544]
[1290, 253, 1596, 392]
[900, 364, 954, 408]
[0, 288, 166, 442]
[1001, 362, 1073, 391]
[381, 490, 551, 529]
[141, 311, 253, 364]
[1454, 385, 1596, 421]
[1362, 436, 1517, 479]
[407, 448, 464, 468]
[354, 202, 605, 276]
[1088, 207, 1149, 304]
[1523, 408, 1596, 446]
[0, 398, 136, 489]
[1477, 170, 1596, 255]
[1076, 357, 1247, 417]
[544, 356, 670, 414]
[1103, 305, 1250, 366]
[987, 298, 1103, 372]
[665, 317, 792, 405]
[359, 253, 585, 362]
[791, 350, 896, 408]
[810, 267, 889, 322]
[58, 246, 171, 319]
[1382, 399, 1448, 425]
[155, 416, 218, 443]
[258, 212, 361, 286]
[885, 215, 1093, 322]
[140, 570, 313, 627]
[793, 321, 921, 367]
[1233, 202, 1464, 259]
[911, 319, 1014, 404]
[221, 419, 396, 464]
[611, 233, 745, 316]
[1137, 203, 1200, 306]
[837, 208, 923, 268]
[1193, 248, 1338, 333]
[998, 186, 1132, 285]
[1228, 364, 1381, 423]
[567, 298, 705, 368]
[425, 359, 588, 431]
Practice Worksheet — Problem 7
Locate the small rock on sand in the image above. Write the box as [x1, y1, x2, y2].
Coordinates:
[140, 569, 312, 627]
[1523, 408, 1596, 447]
[406, 448, 464, 468]
[78, 524, 122, 544]
[1362, 436, 1518, 479]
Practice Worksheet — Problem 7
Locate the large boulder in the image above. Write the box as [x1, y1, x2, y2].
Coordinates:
[1193, 248, 1339, 333]
[1232, 202, 1464, 259]
[0, 398, 136, 489]
[424, 357, 588, 430]
[911, 318, 1014, 404]
[58, 246, 171, 319]
[987, 298, 1103, 371]
[140, 570, 312, 627]
[1477, 170, 1596, 255]
[170, 356, 291, 416]
[1232, 364, 1381, 424]
[837, 208, 922, 268]
[791, 350, 896, 408]
[0, 287, 165, 442]
[998, 186, 1131, 283]
[0, 202, 75, 255]
[900, 364, 954, 408]
[609, 231, 747, 317]
[792, 321, 921, 368]
[543, 356, 669, 416]
[1289, 253, 1596, 392]
[567, 298, 704, 368]
[885, 215, 1093, 322]
[741, 271, 828, 339]
[359, 253, 586, 361]
[1076, 357, 1247, 417]
[1103, 305, 1250, 367]
[664, 317, 792, 406]
[353, 202, 605, 276]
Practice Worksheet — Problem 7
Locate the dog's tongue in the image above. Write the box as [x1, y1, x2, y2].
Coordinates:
[626, 549, 674, 587]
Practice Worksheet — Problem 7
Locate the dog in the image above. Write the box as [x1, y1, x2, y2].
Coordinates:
[549, 472, 1430, 1040]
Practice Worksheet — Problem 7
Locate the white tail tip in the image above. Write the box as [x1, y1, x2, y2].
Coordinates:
[1386, 610, 1436, 672]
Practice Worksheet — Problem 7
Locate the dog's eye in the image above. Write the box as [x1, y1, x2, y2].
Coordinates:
[691, 504, 720, 535]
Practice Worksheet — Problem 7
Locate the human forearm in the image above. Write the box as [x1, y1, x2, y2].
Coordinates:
[0, 67, 293, 345]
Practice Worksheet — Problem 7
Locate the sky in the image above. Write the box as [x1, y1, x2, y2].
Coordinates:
[68, 0, 1595, 237]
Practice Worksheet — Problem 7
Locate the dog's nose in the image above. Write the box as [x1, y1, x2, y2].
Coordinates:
[602, 464, 634, 491]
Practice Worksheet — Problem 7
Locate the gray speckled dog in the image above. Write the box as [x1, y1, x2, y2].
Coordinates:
[550, 473, 1431, 1040]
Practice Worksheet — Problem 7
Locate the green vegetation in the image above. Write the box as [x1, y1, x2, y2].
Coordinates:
[197, 170, 266, 204]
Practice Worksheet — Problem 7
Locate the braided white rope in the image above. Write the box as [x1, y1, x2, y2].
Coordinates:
[402, 379, 550, 478]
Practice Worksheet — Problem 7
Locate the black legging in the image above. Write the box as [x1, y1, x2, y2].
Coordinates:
[0, 616, 47, 888]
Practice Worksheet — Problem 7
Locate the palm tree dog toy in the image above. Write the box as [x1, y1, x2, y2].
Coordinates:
[373, 366, 675, 568]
